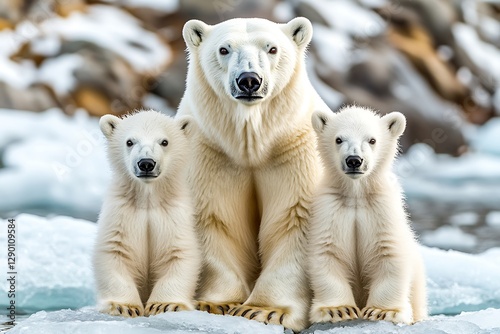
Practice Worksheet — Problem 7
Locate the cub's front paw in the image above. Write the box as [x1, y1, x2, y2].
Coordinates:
[196, 301, 242, 315]
[361, 307, 411, 324]
[310, 305, 360, 323]
[101, 301, 143, 317]
[229, 305, 302, 330]
[145, 302, 190, 316]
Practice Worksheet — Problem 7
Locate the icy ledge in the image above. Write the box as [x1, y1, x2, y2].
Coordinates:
[9, 307, 500, 334]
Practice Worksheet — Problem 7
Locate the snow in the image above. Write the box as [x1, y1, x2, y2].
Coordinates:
[38, 54, 84, 95]
[312, 24, 353, 74]
[302, 0, 386, 38]
[0, 108, 109, 219]
[452, 23, 500, 85]
[104, 0, 179, 13]
[0, 214, 96, 313]
[421, 226, 477, 252]
[40, 5, 172, 73]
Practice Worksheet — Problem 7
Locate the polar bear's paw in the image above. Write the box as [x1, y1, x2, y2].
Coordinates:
[310, 305, 360, 323]
[228, 305, 294, 328]
[196, 301, 242, 315]
[361, 307, 411, 324]
[103, 302, 143, 317]
[145, 302, 190, 316]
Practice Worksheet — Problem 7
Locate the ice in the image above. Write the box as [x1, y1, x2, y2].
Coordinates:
[449, 212, 479, 226]
[486, 212, 500, 227]
[9, 307, 500, 334]
[0, 214, 96, 313]
[396, 144, 500, 207]
[421, 226, 477, 252]
[0, 108, 109, 219]
[8, 307, 284, 334]
[422, 247, 500, 315]
[472, 117, 500, 156]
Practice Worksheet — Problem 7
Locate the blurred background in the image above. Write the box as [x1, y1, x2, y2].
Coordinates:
[0, 0, 499, 253]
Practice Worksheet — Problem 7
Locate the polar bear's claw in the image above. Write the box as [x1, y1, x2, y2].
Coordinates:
[104, 302, 143, 318]
[145, 302, 189, 316]
[311, 305, 360, 323]
[229, 305, 290, 327]
[196, 301, 241, 315]
[362, 307, 409, 323]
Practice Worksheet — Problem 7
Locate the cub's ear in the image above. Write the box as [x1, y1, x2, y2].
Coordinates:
[99, 114, 121, 139]
[284, 17, 313, 48]
[382, 111, 406, 138]
[311, 110, 331, 134]
[183, 20, 211, 49]
[177, 115, 197, 138]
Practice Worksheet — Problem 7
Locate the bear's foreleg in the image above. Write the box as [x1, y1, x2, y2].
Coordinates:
[362, 254, 414, 324]
[308, 203, 360, 323]
[230, 148, 319, 332]
[192, 147, 260, 314]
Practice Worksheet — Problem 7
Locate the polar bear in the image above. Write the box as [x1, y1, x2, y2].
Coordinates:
[177, 17, 329, 330]
[93, 110, 201, 317]
[308, 106, 427, 325]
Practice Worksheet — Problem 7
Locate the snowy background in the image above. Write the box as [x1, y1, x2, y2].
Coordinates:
[1, 0, 500, 333]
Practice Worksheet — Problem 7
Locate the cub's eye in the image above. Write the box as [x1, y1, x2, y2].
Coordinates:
[219, 47, 229, 55]
[126, 140, 133, 147]
[369, 138, 376, 145]
[161, 140, 169, 147]
[269, 47, 278, 54]
[336, 138, 343, 144]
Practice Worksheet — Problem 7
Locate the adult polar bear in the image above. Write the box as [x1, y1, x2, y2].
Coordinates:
[178, 17, 329, 330]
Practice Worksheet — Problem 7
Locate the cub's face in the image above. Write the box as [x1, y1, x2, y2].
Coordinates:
[100, 111, 193, 183]
[312, 107, 406, 180]
[182, 17, 312, 105]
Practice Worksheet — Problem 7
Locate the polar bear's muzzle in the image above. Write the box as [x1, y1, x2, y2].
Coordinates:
[135, 158, 159, 179]
[233, 72, 266, 102]
[344, 155, 365, 178]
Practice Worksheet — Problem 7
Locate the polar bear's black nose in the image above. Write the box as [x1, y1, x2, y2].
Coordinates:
[138, 158, 156, 172]
[237, 72, 262, 93]
[346, 155, 363, 169]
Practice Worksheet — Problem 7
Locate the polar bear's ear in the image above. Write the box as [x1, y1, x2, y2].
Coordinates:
[177, 115, 197, 138]
[99, 114, 121, 139]
[183, 20, 211, 49]
[311, 110, 331, 134]
[285, 17, 313, 48]
[382, 112, 406, 138]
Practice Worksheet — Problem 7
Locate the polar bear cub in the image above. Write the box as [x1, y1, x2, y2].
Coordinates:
[94, 110, 200, 317]
[308, 106, 427, 324]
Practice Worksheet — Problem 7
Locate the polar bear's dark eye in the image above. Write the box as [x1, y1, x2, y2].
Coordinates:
[219, 47, 229, 55]
[369, 138, 376, 145]
[126, 140, 134, 147]
[336, 138, 342, 144]
[161, 140, 169, 147]
[269, 47, 278, 54]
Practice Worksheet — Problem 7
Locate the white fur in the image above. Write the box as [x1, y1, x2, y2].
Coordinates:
[178, 18, 328, 331]
[308, 106, 427, 324]
[93, 110, 201, 317]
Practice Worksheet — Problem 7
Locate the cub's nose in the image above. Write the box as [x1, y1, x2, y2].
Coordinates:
[346, 155, 363, 169]
[237, 72, 262, 93]
[137, 158, 156, 172]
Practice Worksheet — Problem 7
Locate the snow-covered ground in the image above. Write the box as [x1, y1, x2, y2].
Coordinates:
[1, 213, 500, 333]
